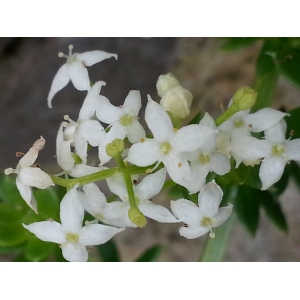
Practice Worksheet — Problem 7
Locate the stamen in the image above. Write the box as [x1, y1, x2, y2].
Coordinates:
[4, 167, 14, 175]
[63, 115, 77, 125]
[68, 44, 73, 56]
[16, 152, 24, 157]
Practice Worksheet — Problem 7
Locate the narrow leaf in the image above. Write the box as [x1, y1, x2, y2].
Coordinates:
[136, 244, 162, 262]
[96, 238, 120, 262]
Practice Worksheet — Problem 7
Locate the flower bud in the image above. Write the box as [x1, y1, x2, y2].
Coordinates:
[128, 206, 147, 228]
[232, 86, 257, 111]
[106, 138, 125, 157]
[160, 86, 193, 119]
[156, 73, 180, 97]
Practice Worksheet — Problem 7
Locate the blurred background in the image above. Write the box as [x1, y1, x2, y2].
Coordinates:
[1, 37, 300, 261]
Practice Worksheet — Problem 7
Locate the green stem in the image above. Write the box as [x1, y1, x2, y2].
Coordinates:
[199, 211, 237, 262]
[215, 103, 239, 126]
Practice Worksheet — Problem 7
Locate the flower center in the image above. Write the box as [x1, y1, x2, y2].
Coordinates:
[201, 217, 214, 226]
[160, 142, 172, 155]
[120, 114, 133, 126]
[66, 233, 79, 243]
[233, 118, 244, 128]
[199, 151, 210, 164]
[272, 144, 285, 156]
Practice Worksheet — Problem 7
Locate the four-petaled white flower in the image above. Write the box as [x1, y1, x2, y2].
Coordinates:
[170, 180, 233, 239]
[259, 120, 300, 190]
[106, 168, 179, 226]
[4, 137, 54, 213]
[47, 45, 117, 108]
[23, 185, 124, 262]
[127, 96, 216, 187]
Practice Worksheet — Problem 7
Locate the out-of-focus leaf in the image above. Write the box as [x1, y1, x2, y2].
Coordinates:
[0, 203, 24, 223]
[220, 37, 261, 51]
[188, 111, 202, 125]
[0, 222, 29, 247]
[275, 48, 300, 89]
[136, 244, 162, 262]
[13, 253, 31, 262]
[234, 185, 260, 236]
[0, 243, 25, 254]
[252, 42, 279, 112]
[288, 161, 300, 191]
[268, 166, 289, 197]
[34, 187, 60, 221]
[286, 107, 300, 139]
[0, 175, 27, 208]
[259, 191, 288, 233]
[96, 238, 120, 262]
[24, 237, 54, 262]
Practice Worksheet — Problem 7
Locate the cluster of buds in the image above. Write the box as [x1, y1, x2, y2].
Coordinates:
[4, 45, 300, 261]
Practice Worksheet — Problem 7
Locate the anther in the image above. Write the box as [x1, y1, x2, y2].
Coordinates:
[146, 168, 153, 174]
[16, 152, 24, 157]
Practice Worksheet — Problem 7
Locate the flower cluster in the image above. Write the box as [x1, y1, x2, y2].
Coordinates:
[4, 46, 300, 261]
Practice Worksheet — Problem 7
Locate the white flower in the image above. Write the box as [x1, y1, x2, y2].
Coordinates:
[47, 45, 117, 108]
[4, 137, 54, 213]
[127, 96, 216, 188]
[170, 180, 233, 239]
[259, 120, 300, 190]
[23, 185, 124, 262]
[183, 113, 231, 194]
[106, 168, 179, 225]
[56, 122, 104, 175]
[96, 90, 146, 143]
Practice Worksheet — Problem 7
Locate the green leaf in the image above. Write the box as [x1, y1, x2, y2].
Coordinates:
[24, 236, 55, 262]
[135, 244, 162, 262]
[259, 191, 288, 233]
[234, 185, 260, 236]
[288, 161, 300, 191]
[268, 166, 289, 197]
[33, 187, 60, 221]
[275, 48, 300, 89]
[0, 222, 29, 247]
[96, 238, 120, 262]
[286, 107, 300, 139]
[188, 111, 202, 124]
[252, 42, 279, 112]
[220, 37, 261, 51]
[0, 203, 24, 223]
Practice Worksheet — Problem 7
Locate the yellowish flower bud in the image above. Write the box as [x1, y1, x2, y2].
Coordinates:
[106, 138, 125, 157]
[232, 86, 257, 111]
[156, 73, 180, 97]
[128, 206, 147, 228]
[160, 86, 193, 119]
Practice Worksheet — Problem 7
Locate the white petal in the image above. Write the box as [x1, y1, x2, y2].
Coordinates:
[77, 50, 117, 67]
[139, 202, 179, 223]
[122, 90, 142, 116]
[73, 130, 88, 164]
[179, 225, 209, 239]
[126, 139, 161, 166]
[60, 186, 84, 233]
[78, 120, 105, 146]
[185, 164, 208, 194]
[18, 167, 54, 189]
[213, 205, 233, 228]
[102, 202, 135, 227]
[198, 181, 223, 218]
[106, 173, 128, 201]
[16, 177, 37, 212]
[62, 243, 88, 262]
[245, 108, 288, 132]
[79, 224, 124, 245]
[171, 124, 216, 152]
[199, 112, 217, 129]
[96, 101, 122, 124]
[23, 221, 65, 244]
[259, 156, 286, 190]
[135, 168, 166, 201]
[209, 152, 231, 175]
[78, 81, 106, 120]
[67, 61, 90, 91]
[145, 96, 173, 142]
[170, 199, 201, 225]
[126, 120, 146, 143]
[47, 64, 70, 108]
[81, 183, 107, 216]
[264, 120, 287, 144]
[285, 139, 300, 161]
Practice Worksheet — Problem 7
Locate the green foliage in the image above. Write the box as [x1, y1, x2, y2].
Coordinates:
[135, 244, 163, 262]
[0, 174, 63, 261]
[286, 107, 300, 139]
[220, 37, 261, 51]
[96, 238, 120, 262]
